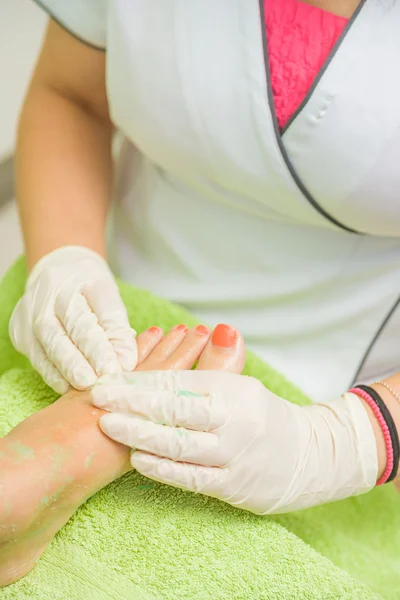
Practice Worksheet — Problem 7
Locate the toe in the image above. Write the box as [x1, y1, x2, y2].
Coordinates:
[139, 324, 189, 368]
[136, 327, 164, 367]
[162, 325, 211, 369]
[196, 324, 245, 373]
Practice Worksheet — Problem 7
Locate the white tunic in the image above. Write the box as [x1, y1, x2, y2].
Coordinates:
[34, 0, 400, 401]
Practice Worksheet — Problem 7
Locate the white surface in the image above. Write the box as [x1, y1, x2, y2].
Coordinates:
[0, 1, 47, 161]
[0, 200, 24, 280]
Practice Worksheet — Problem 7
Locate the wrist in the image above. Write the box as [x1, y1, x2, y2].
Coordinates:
[369, 378, 400, 482]
[27, 245, 110, 284]
[26, 239, 108, 273]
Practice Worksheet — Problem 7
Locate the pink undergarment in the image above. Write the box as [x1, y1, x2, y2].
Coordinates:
[264, 0, 349, 130]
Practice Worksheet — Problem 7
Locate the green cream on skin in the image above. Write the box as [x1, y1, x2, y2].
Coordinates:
[50, 446, 71, 474]
[178, 390, 203, 398]
[84, 452, 95, 469]
[39, 476, 74, 509]
[9, 441, 35, 459]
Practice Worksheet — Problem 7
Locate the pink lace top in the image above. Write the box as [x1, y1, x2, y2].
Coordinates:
[265, 0, 349, 130]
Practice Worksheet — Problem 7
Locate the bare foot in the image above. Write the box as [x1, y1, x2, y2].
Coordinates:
[196, 323, 245, 372]
[134, 322, 245, 373]
[0, 323, 244, 586]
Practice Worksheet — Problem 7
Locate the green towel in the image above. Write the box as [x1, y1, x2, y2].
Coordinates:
[0, 258, 399, 600]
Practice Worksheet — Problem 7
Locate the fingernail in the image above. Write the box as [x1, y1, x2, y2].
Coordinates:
[148, 326, 162, 334]
[173, 324, 188, 333]
[195, 325, 210, 336]
[211, 324, 238, 349]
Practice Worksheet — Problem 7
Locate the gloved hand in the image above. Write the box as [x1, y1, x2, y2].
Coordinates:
[91, 371, 378, 514]
[10, 246, 138, 394]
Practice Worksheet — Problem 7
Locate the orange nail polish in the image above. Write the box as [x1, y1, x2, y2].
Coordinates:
[148, 326, 161, 334]
[211, 324, 237, 348]
[195, 325, 210, 335]
[174, 324, 188, 333]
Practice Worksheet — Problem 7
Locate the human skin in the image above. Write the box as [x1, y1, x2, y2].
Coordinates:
[301, 0, 360, 19]
[0, 323, 245, 586]
[16, 19, 112, 270]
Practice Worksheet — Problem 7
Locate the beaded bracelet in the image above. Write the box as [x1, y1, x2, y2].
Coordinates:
[349, 385, 399, 485]
[358, 385, 400, 483]
[349, 387, 393, 485]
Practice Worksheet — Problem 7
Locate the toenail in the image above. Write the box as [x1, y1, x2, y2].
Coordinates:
[211, 324, 237, 348]
[148, 326, 162, 334]
[195, 325, 210, 336]
[173, 324, 189, 333]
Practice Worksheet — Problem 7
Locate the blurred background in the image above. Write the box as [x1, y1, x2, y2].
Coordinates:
[0, 1, 47, 277]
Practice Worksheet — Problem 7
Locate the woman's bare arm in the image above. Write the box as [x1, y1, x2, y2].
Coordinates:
[17, 19, 113, 270]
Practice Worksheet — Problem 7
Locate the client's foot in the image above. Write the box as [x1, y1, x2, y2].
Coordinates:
[135, 322, 245, 373]
[0, 323, 244, 586]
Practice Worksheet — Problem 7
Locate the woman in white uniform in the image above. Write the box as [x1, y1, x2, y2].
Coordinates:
[9, 0, 400, 514]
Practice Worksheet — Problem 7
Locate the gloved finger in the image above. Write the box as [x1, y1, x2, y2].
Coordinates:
[95, 369, 240, 394]
[9, 299, 70, 394]
[91, 380, 221, 431]
[131, 451, 229, 497]
[99, 412, 220, 466]
[28, 340, 71, 395]
[55, 289, 123, 377]
[8, 297, 31, 355]
[92, 370, 238, 428]
[92, 386, 190, 419]
[34, 316, 97, 390]
[84, 280, 138, 371]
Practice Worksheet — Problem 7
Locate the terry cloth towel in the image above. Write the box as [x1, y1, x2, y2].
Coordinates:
[0, 258, 399, 600]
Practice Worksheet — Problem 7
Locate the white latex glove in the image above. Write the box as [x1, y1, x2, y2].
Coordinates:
[92, 371, 378, 514]
[10, 246, 138, 394]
